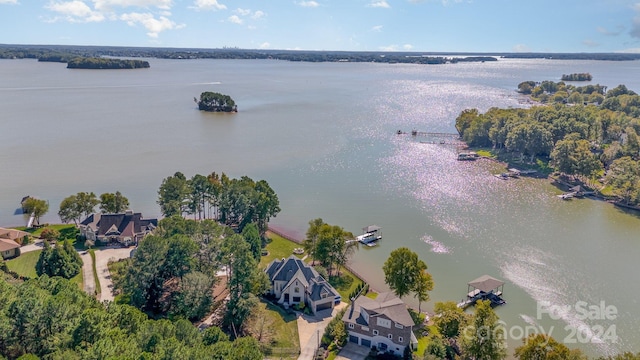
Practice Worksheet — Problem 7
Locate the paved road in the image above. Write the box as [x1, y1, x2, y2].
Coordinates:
[94, 247, 134, 302]
[298, 302, 348, 360]
[80, 251, 95, 296]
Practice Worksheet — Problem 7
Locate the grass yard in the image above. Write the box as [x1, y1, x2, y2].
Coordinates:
[6, 249, 83, 288]
[6, 250, 40, 278]
[261, 300, 300, 352]
[260, 231, 303, 268]
[328, 268, 363, 302]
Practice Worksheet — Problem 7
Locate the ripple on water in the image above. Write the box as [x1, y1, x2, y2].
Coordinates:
[422, 234, 451, 254]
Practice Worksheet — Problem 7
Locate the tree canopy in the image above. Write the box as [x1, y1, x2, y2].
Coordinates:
[99, 191, 130, 214]
[382, 247, 433, 301]
[196, 92, 237, 112]
[21, 197, 48, 226]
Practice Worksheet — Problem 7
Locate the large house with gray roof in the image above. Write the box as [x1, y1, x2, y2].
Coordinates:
[265, 255, 340, 314]
[342, 292, 418, 356]
[79, 210, 157, 246]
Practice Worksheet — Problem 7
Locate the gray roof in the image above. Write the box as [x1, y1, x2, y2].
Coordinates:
[362, 225, 381, 233]
[343, 291, 414, 327]
[266, 255, 339, 300]
[468, 275, 504, 293]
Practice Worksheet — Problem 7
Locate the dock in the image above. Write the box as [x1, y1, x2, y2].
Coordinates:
[457, 275, 506, 309]
[397, 130, 467, 147]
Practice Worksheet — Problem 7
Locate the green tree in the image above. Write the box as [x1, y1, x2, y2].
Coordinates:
[171, 271, 214, 321]
[58, 195, 82, 225]
[187, 174, 213, 220]
[424, 336, 447, 359]
[606, 156, 640, 205]
[314, 223, 354, 276]
[202, 326, 229, 345]
[383, 247, 430, 300]
[515, 334, 587, 360]
[35, 240, 82, 279]
[99, 191, 130, 214]
[22, 198, 48, 226]
[197, 91, 237, 112]
[303, 218, 325, 265]
[158, 172, 188, 217]
[75, 192, 99, 219]
[39, 228, 60, 242]
[433, 301, 469, 339]
[414, 269, 434, 313]
[461, 300, 507, 360]
[241, 223, 261, 261]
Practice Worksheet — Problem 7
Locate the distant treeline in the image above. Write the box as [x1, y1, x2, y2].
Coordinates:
[561, 73, 593, 81]
[0, 45, 499, 65]
[503, 53, 640, 61]
[66, 57, 150, 69]
[2, 45, 640, 63]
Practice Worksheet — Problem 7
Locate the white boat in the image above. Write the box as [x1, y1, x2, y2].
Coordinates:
[357, 225, 382, 244]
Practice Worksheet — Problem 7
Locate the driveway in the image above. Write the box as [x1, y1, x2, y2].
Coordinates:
[298, 302, 348, 360]
[93, 246, 135, 302]
[80, 251, 95, 296]
[20, 240, 44, 253]
[335, 342, 370, 360]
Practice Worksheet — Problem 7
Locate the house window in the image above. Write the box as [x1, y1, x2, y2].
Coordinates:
[349, 323, 354, 329]
[395, 323, 404, 329]
[361, 326, 369, 332]
[372, 330, 378, 336]
[294, 287, 300, 293]
[388, 334, 393, 340]
[399, 336, 404, 342]
[321, 293, 327, 299]
[376, 318, 391, 328]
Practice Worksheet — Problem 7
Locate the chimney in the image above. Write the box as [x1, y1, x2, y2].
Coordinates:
[125, 209, 134, 215]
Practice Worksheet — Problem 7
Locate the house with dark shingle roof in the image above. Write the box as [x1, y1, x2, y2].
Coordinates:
[265, 255, 340, 314]
[79, 210, 157, 246]
[342, 292, 417, 356]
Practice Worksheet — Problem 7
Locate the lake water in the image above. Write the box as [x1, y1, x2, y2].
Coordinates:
[1, 57, 640, 356]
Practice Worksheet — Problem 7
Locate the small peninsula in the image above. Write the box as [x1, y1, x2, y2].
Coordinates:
[66, 57, 150, 69]
[195, 91, 237, 112]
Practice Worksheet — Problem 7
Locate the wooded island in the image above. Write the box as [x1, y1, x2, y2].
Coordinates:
[195, 92, 237, 112]
[66, 57, 150, 69]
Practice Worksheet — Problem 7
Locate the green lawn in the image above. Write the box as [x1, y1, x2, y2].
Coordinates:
[6, 249, 83, 288]
[260, 231, 303, 268]
[6, 250, 40, 278]
[261, 300, 300, 354]
[329, 268, 363, 303]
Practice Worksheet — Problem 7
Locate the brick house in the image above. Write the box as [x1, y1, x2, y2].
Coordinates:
[342, 292, 418, 356]
[265, 255, 340, 314]
[79, 210, 157, 246]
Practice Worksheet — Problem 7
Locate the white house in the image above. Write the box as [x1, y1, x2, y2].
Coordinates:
[265, 255, 340, 314]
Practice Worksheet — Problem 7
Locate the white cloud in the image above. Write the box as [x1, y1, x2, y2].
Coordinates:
[618, 47, 640, 53]
[597, 25, 624, 36]
[379, 44, 399, 51]
[296, 0, 319, 7]
[512, 44, 531, 52]
[252, 10, 265, 19]
[235, 8, 251, 16]
[259, 42, 270, 49]
[582, 39, 599, 47]
[367, 0, 390, 8]
[0, 0, 18, 4]
[46, 1, 105, 22]
[403, 44, 413, 50]
[93, 0, 173, 11]
[120, 12, 183, 38]
[371, 25, 383, 32]
[191, 0, 226, 11]
[228, 14, 242, 24]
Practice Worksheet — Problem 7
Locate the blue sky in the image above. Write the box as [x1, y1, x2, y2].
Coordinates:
[1, 0, 640, 52]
